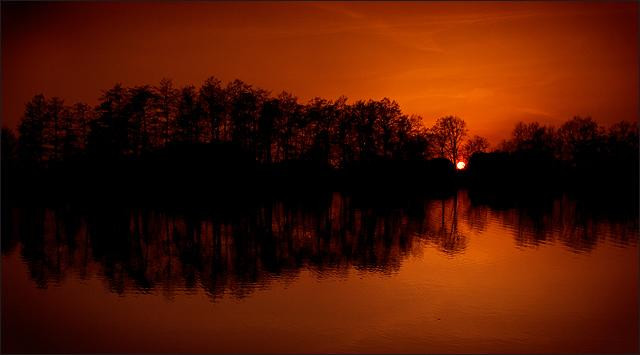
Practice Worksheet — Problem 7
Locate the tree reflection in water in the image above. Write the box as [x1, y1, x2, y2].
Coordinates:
[2, 190, 637, 300]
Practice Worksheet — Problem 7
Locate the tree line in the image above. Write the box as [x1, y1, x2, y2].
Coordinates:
[2, 77, 482, 167]
[497, 118, 638, 163]
[1, 76, 637, 170]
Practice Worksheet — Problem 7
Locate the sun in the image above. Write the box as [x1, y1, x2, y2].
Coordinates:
[456, 161, 466, 170]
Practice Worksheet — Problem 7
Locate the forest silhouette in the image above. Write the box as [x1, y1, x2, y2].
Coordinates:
[1, 77, 638, 204]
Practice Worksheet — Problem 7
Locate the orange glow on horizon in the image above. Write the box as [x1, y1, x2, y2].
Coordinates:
[456, 161, 466, 170]
[2, 2, 638, 144]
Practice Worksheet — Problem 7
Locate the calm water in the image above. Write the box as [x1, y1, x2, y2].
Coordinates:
[2, 190, 638, 353]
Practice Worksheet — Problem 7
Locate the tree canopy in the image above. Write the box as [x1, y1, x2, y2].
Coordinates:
[3, 77, 637, 173]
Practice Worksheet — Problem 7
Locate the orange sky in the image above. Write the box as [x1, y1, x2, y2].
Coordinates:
[2, 1, 638, 144]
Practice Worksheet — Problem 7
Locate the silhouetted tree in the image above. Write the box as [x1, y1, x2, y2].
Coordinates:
[272, 91, 299, 162]
[462, 135, 489, 161]
[375, 98, 403, 159]
[329, 96, 350, 167]
[175, 85, 203, 145]
[59, 105, 79, 160]
[71, 102, 94, 152]
[503, 121, 556, 155]
[395, 115, 431, 160]
[607, 120, 639, 157]
[258, 98, 279, 164]
[153, 78, 178, 146]
[227, 80, 267, 155]
[17, 94, 47, 163]
[305, 97, 331, 165]
[350, 100, 377, 161]
[557, 116, 603, 162]
[127, 85, 157, 154]
[45, 97, 65, 161]
[314, 96, 350, 167]
[431, 116, 467, 163]
[88, 83, 129, 159]
[199, 76, 226, 143]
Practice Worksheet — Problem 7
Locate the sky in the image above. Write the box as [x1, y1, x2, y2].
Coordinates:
[2, 1, 638, 144]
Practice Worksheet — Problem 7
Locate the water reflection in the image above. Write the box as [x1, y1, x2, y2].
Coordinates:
[2, 190, 637, 299]
[467, 190, 639, 252]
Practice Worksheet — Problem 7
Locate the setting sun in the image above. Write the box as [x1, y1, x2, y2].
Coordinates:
[457, 161, 466, 170]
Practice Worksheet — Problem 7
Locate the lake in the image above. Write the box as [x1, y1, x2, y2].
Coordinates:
[2, 189, 638, 353]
